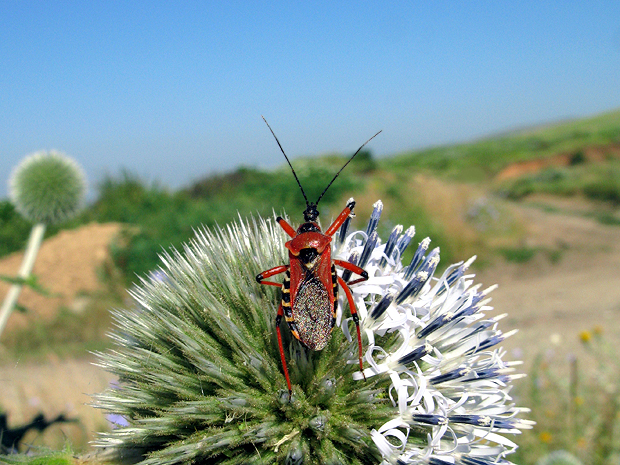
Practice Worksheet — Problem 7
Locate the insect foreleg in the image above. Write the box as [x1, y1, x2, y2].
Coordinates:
[337, 276, 366, 379]
[275, 217, 296, 238]
[325, 200, 356, 237]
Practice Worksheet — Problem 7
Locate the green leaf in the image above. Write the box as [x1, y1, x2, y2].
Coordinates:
[0, 274, 61, 297]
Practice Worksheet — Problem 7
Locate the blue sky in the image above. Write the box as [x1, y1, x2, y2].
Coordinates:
[2, 1, 620, 199]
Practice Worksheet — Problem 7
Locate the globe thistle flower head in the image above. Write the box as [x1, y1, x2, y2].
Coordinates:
[93, 200, 532, 464]
[9, 150, 87, 224]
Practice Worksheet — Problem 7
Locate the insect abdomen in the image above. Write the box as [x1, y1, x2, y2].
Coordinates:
[282, 265, 337, 351]
[293, 274, 332, 350]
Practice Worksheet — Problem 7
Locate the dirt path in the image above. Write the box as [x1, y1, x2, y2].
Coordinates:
[476, 197, 620, 373]
[0, 223, 122, 331]
[0, 223, 122, 450]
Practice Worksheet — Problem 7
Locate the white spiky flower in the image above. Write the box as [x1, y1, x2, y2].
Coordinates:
[93, 199, 532, 464]
[334, 200, 534, 464]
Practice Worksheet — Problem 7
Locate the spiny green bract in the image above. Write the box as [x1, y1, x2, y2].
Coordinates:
[9, 150, 86, 225]
[93, 216, 394, 464]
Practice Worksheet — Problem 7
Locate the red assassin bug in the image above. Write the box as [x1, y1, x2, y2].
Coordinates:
[256, 117, 381, 397]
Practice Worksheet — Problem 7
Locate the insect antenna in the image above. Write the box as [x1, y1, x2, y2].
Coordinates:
[315, 130, 382, 206]
[262, 116, 310, 207]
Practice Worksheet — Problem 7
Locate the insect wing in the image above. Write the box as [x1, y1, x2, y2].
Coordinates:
[288, 249, 334, 350]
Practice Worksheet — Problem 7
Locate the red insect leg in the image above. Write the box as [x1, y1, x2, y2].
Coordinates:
[337, 276, 366, 379]
[325, 201, 355, 237]
[275, 304, 293, 396]
[256, 266, 293, 396]
[334, 259, 369, 285]
[256, 265, 289, 287]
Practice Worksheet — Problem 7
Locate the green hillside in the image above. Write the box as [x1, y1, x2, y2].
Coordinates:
[2, 109, 619, 281]
[387, 109, 620, 182]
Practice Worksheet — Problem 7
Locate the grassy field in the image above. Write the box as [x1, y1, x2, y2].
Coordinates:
[387, 109, 620, 181]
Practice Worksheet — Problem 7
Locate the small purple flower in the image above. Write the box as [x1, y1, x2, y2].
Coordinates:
[106, 413, 129, 429]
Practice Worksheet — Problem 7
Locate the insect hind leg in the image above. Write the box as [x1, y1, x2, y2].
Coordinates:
[337, 276, 366, 380]
[275, 304, 293, 398]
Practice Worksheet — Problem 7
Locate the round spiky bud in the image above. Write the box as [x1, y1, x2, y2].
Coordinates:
[9, 150, 87, 224]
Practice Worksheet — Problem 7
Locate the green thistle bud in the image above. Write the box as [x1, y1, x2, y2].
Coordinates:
[93, 216, 393, 464]
[1, 151, 87, 339]
[9, 150, 87, 224]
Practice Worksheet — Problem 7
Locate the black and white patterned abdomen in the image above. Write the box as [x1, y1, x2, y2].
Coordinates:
[292, 274, 333, 350]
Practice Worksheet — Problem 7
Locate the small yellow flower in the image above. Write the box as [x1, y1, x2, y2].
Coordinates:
[577, 437, 587, 449]
[579, 330, 591, 343]
[539, 431, 553, 444]
[573, 396, 584, 407]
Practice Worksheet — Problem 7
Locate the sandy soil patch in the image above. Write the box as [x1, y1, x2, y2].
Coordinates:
[495, 142, 620, 181]
[0, 355, 115, 451]
[0, 223, 121, 332]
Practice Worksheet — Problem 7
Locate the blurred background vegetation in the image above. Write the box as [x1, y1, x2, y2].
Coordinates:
[1, 109, 620, 463]
[2, 110, 620, 355]
[3, 109, 619, 281]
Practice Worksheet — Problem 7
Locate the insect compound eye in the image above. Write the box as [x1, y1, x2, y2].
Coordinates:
[298, 247, 319, 265]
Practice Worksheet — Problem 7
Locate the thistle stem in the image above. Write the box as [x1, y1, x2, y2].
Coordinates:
[0, 222, 46, 339]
